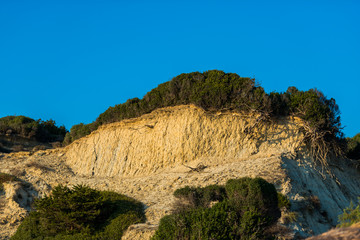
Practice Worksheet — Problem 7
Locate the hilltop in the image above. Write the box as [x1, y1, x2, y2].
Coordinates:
[0, 116, 66, 153]
[0, 71, 359, 239]
[65, 70, 343, 163]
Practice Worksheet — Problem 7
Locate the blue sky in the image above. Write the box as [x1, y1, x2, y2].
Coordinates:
[1, 1, 359, 137]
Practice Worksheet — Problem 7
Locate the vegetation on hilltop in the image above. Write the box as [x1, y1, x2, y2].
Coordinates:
[346, 133, 360, 161]
[0, 116, 67, 142]
[65, 70, 343, 164]
[152, 177, 285, 240]
[11, 185, 145, 240]
[0, 116, 67, 153]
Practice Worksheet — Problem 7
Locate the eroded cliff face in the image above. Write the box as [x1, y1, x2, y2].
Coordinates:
[0, 105, 359, 239]
[65, 105, 304, 177]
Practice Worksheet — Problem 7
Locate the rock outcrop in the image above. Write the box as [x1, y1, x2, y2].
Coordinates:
[65, 105, 304, 177]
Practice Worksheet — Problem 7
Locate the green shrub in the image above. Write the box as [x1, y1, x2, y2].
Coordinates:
[345, 133, 360, 160]
[63, 123, 93, 145]
[277, 193, 291, 210]
[338, 198, 360, 228]
[173, 186, 203, 209]
[173, 184, 227, 211]
[153, 202, 239, 240]
[0, 116, 67, 143]
[202, 184, 227, 204]
[11, 185, 145, 240]
[153, 177, 281, 240]
[287, 88, 340, 132]
[225, 177, 280, 221]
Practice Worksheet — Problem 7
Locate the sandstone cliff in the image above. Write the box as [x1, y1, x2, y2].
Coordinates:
[0, 105, 359, 239]
[64, 105, 304, 177]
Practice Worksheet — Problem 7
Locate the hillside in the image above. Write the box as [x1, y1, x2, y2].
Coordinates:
[0, 105, 359, 239]
[64, 70, 342, 154]
[0, 116, 67, 153]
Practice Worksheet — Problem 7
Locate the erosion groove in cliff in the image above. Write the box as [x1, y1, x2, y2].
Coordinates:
[64, 105, 304, 178]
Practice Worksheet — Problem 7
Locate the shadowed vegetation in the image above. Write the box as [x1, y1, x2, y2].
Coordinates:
[152, 177, 283, 240]
[346, 133, 360, 160]
[11, 185, 145, 240]
[0, 116, 67, 153]
[0, 116, 67, 142]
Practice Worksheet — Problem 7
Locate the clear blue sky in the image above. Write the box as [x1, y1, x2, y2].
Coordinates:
[1, 1, 359, 137]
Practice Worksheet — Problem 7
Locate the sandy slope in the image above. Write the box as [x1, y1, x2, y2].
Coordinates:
[0, 105, 359, 239]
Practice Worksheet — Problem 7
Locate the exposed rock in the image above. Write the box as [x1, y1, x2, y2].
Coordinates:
[0, 181, 37, 239]
[65, 105, 304, 177]
[0, 105, 359, 239]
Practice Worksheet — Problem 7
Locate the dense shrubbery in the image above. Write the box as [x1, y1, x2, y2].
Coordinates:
[152, 177, 282, 240]
[338, 198, 360, 228]
[0, 116, 67, 143]
[63, 123, 94, 145]
[11, 185, 145, 240]
[66, 70, 343, 161]
[173, 184, 227, 210]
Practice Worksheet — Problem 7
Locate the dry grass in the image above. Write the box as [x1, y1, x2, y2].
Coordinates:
[265, 223, 293, 240]
[0, 172, 19, 192]
[281, 211, 298, 224]
[25, 162, 53, 172]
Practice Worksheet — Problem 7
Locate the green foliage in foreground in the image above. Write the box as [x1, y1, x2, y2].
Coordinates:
[0, 172, 19, 192]
[66, 70, 342, 150]
[11, 185, 145, 240]
[152, 177, 281, 240]
[338, 198, 360, 228]
[0, 116, 67, 142]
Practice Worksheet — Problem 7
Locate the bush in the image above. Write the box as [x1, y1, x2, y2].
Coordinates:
[0, 116, 67, 143]
[338, 198, 360, 228]
[63, 123, 93, 145]
[346, 133, 360, 160]
[225, 178, 280, 221]
[153, 202, 239, 240]
[11, 185, 145, 240]
[277, 193, 291, 210]
[173, 184, 227, 211]
[153, 177, 281, 240]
